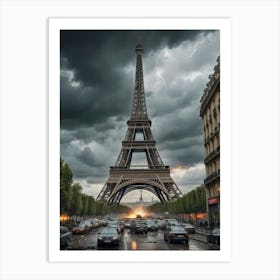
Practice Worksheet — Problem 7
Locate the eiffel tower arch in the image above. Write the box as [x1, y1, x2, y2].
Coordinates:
[97, 44, 182, 204]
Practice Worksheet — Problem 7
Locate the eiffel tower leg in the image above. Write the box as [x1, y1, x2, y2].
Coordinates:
[154, 187, 166, 203]
[108, 187, 122, 205]
[115, 187, 126, 204]
[166, 182, 182, 198]
[108, 193, 116, 204]
[162, 190, 170, 202]
[97, 183, 111, 201]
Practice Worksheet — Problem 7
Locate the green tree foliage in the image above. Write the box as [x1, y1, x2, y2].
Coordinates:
[60, 158, 73, 214]
[68, 183, 82, 217]
[147, 185, 207, 215]
[81, 194, 89, 217]
[60, 158, 127, 218]
[109, 204, 131, 214]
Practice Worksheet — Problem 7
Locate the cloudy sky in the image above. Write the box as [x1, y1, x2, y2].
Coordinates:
[60, 30, 220, 202]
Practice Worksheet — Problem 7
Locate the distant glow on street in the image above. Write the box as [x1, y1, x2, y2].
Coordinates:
[131, 241, 137, 250]
[126, 206, 148, 219]
[60, 214, 70, 222]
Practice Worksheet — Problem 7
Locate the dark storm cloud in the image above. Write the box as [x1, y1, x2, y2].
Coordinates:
[60, 30, 219, 199]
[60, 30, 215, 130]
[77, 147, 103, 167]
[60, 70, 132, 129]
[60, 30, 204, 84]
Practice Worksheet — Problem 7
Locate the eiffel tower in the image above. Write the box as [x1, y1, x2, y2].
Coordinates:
[97, 44, 182, 204]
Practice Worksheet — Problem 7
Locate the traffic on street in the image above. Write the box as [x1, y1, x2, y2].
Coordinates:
[60, 213, 220, 251]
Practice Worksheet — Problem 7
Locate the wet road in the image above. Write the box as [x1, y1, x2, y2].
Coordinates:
[67, 228, 211, 250]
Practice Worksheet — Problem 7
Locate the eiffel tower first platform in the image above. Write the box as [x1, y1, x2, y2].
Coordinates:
[97, 44, 182, 204]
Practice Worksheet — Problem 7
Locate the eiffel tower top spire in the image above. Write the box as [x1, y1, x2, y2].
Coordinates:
[130, 44, 149, 121]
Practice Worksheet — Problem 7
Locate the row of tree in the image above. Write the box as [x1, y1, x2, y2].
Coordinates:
[60, 158, 130, 218]
[147, 185, 206, 216]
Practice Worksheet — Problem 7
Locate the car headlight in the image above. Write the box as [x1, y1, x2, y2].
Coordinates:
[98, 237, 102, 240]
[113, 236, 118, 240]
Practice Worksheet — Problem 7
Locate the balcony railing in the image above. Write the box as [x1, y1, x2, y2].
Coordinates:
[204, 146, 220, 164]
[204, 169, 220, 185]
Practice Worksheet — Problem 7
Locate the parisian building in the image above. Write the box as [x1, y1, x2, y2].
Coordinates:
[200, 57, 220, 228]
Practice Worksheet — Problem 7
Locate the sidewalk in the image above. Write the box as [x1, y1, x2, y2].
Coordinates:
[189, 226, 210, 243]
[189, 227, 220, 249]
[195, 226, 212, 235]
[189, 232, 208, 243]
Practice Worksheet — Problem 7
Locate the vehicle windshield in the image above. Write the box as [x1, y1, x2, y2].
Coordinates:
[77, 223, 86, 227]
[108, 221, 118, 225]
[101, 228, 117, 234]
[136, 223, 145, 225]
[79, 221, 91, 226]
[170, 226, 185, 233]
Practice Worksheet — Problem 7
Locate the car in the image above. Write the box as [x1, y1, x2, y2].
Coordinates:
[124, 220, 132, 228]
[181, 223, 195, 234]
[60, 226, 71, 249]
[107, 220, 121, 233]
[72, 220, 92, 234]
[99, 219, 108, 226]
[97, 227, 121, 248]
[118, 221, 125, 232]
[146, 220, 158, 231]
[156, 219, 166, 229]
[164, 218, 179, 230]
[167, 218, 179, 226]
[90, 219, 100, 229]
[130, 220, 148, 234]
[164, 226, 189, 244]
[206, 228, 220, 245]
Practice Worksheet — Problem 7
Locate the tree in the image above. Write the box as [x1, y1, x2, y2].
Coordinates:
[69, 183, 83, 219]
[146, 185, 207, 220]
[87, 196, 95, 216]
[60, 158, 73, 214]
[81, 194, 89, 218]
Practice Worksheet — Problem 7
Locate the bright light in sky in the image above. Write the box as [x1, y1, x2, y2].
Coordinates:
[171, 165, 188, 178]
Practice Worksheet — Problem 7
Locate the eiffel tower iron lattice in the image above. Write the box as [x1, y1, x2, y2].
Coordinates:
[97, 44, 183, 204]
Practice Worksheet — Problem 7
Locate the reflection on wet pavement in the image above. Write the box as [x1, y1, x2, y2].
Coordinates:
[67, 228, 210, 250]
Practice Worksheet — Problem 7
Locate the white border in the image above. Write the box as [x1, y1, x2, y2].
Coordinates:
[49, 18, 231, 262]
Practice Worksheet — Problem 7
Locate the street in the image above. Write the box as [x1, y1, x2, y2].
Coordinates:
[66, 227, 216, 250]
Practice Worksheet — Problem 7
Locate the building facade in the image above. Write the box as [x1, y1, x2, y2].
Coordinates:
[200, 57, 220, 228]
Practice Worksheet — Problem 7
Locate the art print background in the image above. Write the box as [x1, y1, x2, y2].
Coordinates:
[0, 1, 279, 279]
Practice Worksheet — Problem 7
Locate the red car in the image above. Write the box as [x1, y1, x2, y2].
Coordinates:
[72, 220, 92, 234]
